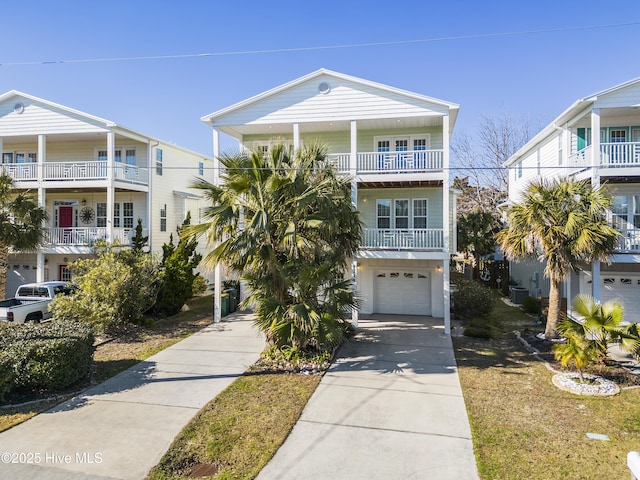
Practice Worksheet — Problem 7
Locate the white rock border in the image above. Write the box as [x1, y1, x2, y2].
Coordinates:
[552, 372, 620, 396]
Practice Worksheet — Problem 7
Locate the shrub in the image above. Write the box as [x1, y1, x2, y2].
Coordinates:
[452, 279, 495, 319]
[521, 296, 539, 315]
[0, 320, 95, 396]
[192, 275, 208, 296]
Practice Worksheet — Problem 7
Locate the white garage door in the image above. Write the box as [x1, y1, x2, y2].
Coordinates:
[599, 275, 640, 323]
[374, 270, 431, 316]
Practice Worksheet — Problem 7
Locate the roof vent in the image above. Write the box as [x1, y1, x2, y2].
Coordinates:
[318, 82, 331, 94]
[13, 102, 24, 114]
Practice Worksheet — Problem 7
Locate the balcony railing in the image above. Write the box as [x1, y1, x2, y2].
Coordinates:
[44, 227, 145, 246]
[569, 142, 640, 170]
[1, 161, 149, 185]
[327, 150, 443, 174]
[361, 228, 444, 250]
[615, 228, 640, 252]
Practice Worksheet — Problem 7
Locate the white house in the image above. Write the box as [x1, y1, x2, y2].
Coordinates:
[504, 77, 640, 322]
[201, 69, 459, 333]
[0, 90, 214, 295]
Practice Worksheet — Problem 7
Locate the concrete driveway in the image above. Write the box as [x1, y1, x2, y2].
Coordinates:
[257, 314, 479, 480]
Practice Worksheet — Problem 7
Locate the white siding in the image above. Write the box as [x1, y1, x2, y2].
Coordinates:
[0, 98, 107, 136]
[215, 74, 449, 126]
[595, 83, 640, 109]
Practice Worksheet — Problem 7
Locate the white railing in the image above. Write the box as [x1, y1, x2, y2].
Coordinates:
[44, 227, 147, 246]
[327, 150, 443, 174]
[113, 164, 149, 184]
[1, 163, 38, 181]
[44, 161, 108, 181]
[569, 142, 640, 170]
[361, 228, 444, 250]
[600, 142, 640, 167]
[2, 161, 149, 185]
[615, 228, 640, 252]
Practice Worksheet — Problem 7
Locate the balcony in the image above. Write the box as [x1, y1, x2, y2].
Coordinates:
[327, 150, 443, 175]
[615, 228, 640, 252]
[361, 228, 444, 250]
[569, 142, 640, 171]
[44, 227, 146, 247]
[1, 161, 149, 186]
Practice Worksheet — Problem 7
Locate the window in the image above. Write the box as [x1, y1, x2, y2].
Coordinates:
[60, 266, 72, 282]
[122, 202, 134, 229]
[125, 149, 136, 166]
[199, 162, 204, 176]
[413, 138, 427, 151]
[413, 199, 428, 228]
[634, 195, 640, 228]
[394, 199, 409, 229]
[610, 129, 627, 143]
[160, 204, 167, 232]
[2, 152, 13, 163]
[376, 200, 391, 229]
[156, 148, 163, 175]
[14, 152, 36, 163]
[376, 140, 390, 153]
[558, 135, 563, 166]
[612, 195, 629, 230]
[96, 202, 107, 228]
[113, 203, 120, 227]
[97, 147, 135, 165]
[516, 161, 522, 179]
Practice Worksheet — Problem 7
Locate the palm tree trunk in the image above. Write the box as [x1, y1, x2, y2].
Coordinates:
[0, 243, 8, 300]
[545, 279, 562, 339]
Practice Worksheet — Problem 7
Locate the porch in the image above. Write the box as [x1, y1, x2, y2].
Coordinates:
[327, 149, 443, 174]
[1, 161, 149, 186]
[361, 228, 444, 250]
[568, 142, 640, 170]
[43, 227, 145, 247]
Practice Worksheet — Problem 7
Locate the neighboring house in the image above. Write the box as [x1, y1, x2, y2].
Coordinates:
[201, 69, 459, 333]
[0, 90, 214, 295]
[504, 77, 640, 322]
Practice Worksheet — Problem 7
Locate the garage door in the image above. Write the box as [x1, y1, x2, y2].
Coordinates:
[374, 270, 431, 316]
[599, 275, 640, 323]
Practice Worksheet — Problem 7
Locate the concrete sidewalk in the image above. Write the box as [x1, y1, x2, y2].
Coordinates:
[257, 314, 479, 480]
[0, 312, 264, 480]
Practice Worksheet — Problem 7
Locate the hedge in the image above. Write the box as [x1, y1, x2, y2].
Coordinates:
[0, 320, 95, 401]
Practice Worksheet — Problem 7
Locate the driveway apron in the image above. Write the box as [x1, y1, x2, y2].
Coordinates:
[257, 314, 479, 480]
[0, 312, 264, 480]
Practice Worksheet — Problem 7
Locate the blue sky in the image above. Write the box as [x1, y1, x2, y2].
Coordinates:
[2, 1, 640, 156]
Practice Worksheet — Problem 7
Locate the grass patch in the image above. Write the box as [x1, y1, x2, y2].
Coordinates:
[148, 372, 321, 480]
[0, 294, 215, 432]
[454, 289, 640, 479]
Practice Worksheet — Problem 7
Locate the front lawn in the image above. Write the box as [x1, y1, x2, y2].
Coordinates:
[454, 291, 640, 479]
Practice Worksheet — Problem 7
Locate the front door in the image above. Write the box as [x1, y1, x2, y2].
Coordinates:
[59, 206, 74, 242]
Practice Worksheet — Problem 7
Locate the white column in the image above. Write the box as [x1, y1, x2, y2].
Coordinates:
[442, 114, 451, 334]
[213, 128, 222, 323]
[590, 109, 601, 302]
[350, 120, 359, 327]
[293, 123, 300, 152]
[106, 132, 115, 243]
[37, 135, 46, 282]
[146, 142, 154, 250]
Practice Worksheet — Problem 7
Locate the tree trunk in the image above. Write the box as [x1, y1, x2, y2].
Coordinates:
[545, 279, 562, 339]
[0, 243, 8, 300]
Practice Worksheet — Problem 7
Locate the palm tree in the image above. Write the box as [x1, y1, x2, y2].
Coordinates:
[496, 179, 619, 339]
[0, 172, 47, 299]
[186, 142, 361, 350]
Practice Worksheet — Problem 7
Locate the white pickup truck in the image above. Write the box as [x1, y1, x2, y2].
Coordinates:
[0, 281, 75, 324]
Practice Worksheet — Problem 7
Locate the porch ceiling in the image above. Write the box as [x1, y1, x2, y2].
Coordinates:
[572, 107, 640, 127]
[1, 131, 138, 145]
[358, 180, 443, 189]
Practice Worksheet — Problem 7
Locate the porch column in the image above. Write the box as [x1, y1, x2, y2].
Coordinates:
[213, 128, 222, 323]
[350, 120, 359, 327]
[146, 141, 154, 250]
[590, 109, 601, 303]
[36, 135, 46, 282]
[442, 114, 451, 334]
[293, 123, 300, 152]
[106, 131, 115, 242]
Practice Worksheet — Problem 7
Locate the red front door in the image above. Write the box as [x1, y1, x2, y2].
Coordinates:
[59, 206, 73, 242]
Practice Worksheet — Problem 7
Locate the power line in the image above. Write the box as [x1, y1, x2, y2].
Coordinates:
[1, 21, 638, 67]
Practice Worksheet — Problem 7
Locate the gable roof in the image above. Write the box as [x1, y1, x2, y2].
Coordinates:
[0, 90, 212, 160]
[201, 68, 459, 127]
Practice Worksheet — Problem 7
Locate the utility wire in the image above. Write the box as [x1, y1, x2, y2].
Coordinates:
[1, 21, 638, 66]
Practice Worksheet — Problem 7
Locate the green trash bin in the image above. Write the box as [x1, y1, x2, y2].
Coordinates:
[221, 293, 230, 317]
[223, 288, 237, 313]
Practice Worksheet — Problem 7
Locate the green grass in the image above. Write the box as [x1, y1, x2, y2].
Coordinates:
[148, 372, 321, 480]
[454, 289, 640, 479]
